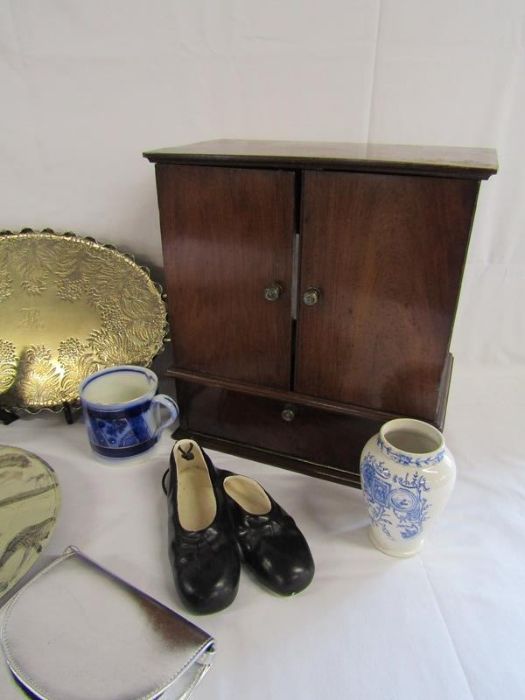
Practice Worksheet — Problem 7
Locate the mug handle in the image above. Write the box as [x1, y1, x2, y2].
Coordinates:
[152, 394, 179, 435]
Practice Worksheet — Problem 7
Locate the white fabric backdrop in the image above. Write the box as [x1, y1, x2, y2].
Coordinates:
[0, 0, 523, 365]
[1, 2, 524, 699]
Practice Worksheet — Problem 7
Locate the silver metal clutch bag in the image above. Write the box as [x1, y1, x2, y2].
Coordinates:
[0, 548, 215, 700]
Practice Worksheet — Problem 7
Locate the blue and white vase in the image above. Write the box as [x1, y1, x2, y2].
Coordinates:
[360, 418, 456, 557]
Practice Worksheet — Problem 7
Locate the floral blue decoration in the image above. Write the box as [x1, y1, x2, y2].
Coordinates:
[361, 452, 431, 540]
[376, 435, 445, 467]
[88, 413, 150, 448]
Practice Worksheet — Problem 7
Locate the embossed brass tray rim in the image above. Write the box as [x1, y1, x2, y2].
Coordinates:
[0, 228, 169, 414]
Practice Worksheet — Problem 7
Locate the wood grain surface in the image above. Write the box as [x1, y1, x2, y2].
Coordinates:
[145, 139, 497, 180]
[156, 164, 295, 389]
[294, 171, 479, 419]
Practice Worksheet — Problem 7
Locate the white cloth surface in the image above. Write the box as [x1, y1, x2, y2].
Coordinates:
[0, 361, 524, 700]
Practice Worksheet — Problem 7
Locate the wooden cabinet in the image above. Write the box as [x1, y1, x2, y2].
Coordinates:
[145, 140, 497, 486]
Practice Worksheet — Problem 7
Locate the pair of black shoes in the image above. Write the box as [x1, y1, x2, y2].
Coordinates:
[165, 439, 315, 614]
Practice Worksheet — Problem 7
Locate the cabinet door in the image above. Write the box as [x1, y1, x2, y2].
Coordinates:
[295, 171, 478, 419]
[156, 165, 295, 389]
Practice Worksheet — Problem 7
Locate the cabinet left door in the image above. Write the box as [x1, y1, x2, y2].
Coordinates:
[156, 164, 295, 389]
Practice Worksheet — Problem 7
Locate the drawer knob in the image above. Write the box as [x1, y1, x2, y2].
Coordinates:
[281, 405, 296, 422]
[264, 282, 283, 302]
[302, 287, 321, 306]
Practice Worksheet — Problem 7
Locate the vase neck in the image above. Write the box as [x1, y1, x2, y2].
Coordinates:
[378, 418, 445, 467]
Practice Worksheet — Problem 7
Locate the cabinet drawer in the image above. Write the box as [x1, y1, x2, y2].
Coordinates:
[176, 380, 383, 487]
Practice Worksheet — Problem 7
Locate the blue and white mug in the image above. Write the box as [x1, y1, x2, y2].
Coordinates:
[80, 366, 179, 460]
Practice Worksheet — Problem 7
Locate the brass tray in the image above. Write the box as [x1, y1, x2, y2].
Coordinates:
[0, 229, 168, 412]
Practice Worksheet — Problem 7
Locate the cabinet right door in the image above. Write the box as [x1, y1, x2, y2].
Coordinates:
[295, 170, 479, 420]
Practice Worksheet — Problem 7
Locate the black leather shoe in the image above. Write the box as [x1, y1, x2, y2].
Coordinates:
[219, 470, 315, 596]
[166, 440, 240, 614]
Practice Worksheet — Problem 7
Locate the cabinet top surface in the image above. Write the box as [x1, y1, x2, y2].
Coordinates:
[144, 139, 497, 178]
